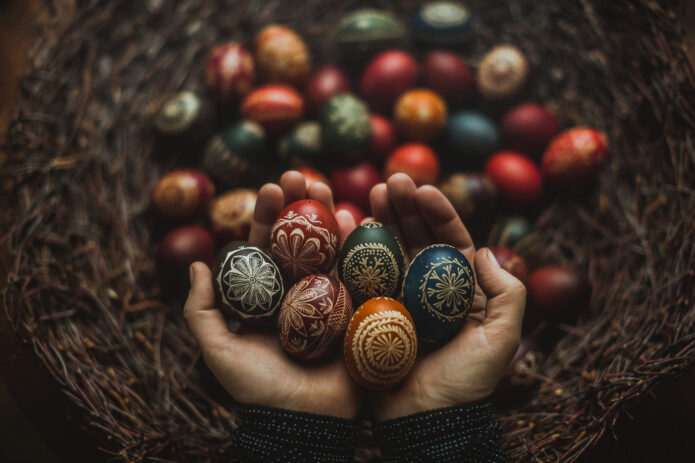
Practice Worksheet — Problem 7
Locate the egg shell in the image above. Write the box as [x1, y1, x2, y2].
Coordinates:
[158, 226, 215, 283]
[541, 127, 609, 187]
[394, 89, 447, 142]
[339, 222, 405, 307]
[502, 103, 559, 157]
[254, 25, 310, 86]
[485, 151, 543, 207]
[241, 84, 304, 133]
[488, 216, 532, 249]
[412, 1, 473, 45]
[214, 241, 285, 327]
[344, 297, 417, 390]
[360, 50, 418, 113]
[529, 265, 590, 322]
[368, 114, 397, 161]
[278, 274, 353, 360]
[335, 201, 365, 224]
[152, 169, 215, 222]
[278, 121, 322, 164]
[490, 247, 530, 287]
[270, 199, 340, 282]
[203, 121, 267, 189]
[476, 44, 529, 101]
[153, 91, 215, 143]
[438, 173, 497, 221]
[321, 93, 372, 161]
[422, 50, 473, 108]
[205, 42, 255, 101]
[384, 143, 440, 187]
[446, 111, 500, 166]
[209, 189, 257, 245]
[305, 66, 352, 115]
[330, 162, 381, 213]
[403, 244, 475, 344]
[295, 166, 330, 189]
[334, 9, 406, 59]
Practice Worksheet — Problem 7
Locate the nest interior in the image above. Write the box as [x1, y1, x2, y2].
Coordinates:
[2, 0, 695, 461]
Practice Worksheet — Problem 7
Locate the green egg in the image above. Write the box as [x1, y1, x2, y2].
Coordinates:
[321, 93, 372, 161]
[203, 121, 267, 188]
[334, 9, 406, 59]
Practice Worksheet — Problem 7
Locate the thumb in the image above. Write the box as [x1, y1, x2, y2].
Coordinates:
[474, 248, 526, 331]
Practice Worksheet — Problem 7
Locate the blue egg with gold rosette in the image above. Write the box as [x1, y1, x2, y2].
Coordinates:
[412, 1, 473, 46]
[402, 244, 475, 344]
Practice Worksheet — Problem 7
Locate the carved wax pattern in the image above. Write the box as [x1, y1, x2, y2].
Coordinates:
[341, 243, 400, 302]
[417, 253, 474, 322]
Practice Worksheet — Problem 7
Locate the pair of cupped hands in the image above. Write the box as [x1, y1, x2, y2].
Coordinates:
[184, 171, 525, 421]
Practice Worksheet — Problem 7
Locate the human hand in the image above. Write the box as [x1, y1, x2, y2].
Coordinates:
[183, 171, 362, 419]
[368, 174, 526, 421]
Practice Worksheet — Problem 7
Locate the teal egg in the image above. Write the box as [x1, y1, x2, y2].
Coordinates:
[338, 222, 405, 307]
[321, 93, 372, 161]
[413, 1, 473, 45]
[334, 9, 406, 58]
[446, 110, 500, 166]
[278, 121, 322, 165]
[203, 121, 267, 188]
[402, 244, 475, 344]
[488, 216, 532, 249]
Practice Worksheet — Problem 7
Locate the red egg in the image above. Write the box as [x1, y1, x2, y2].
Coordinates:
[393, 89, 447, 142]
[152, 169, 215, 222]
[270, 199, 340, 282]
[205, 42, 255, 101]
[158, 226, 215, 280]
[295, 166, 330, 189]
[209, 189, 257, 245]
[491, 247, 530, 287]
[330, 162, 381, 213]
[529, 265, 590, 321]
[254, 25, 310, 86]
[360, 50, 418, 113]
[485, 151, 543, 207]
[385, 143, 440, 187]
[423, 50, 473, 108]
[368, 114, 397, 161]
[241, 84, 304, 132]
[541, 127, 609, 187]
[305, 66, 352, 115]
[335, 201, 365, 224]
[502, 103, 559, 156]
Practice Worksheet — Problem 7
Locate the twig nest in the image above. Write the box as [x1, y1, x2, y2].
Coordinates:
[476, 44, 529, 101]
[205, 42, 255, 102]
[209, 189, 257, 244]
[254, 25, 310, 87]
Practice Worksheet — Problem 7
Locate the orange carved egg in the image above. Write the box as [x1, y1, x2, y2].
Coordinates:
[152, 169, 215, 222]
[241, 84, 304, 132]
[254, 25, 310, 86]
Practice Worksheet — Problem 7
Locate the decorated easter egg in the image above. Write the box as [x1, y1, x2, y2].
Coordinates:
[344, 297, 417, 390]
[295, 166, 330, 189]
[321, 93, 372, 160]
[360, 50, 418, 113]
[254, 25, 310, 86]
[205, 42, 255, 101]
[209, 189, 257, 244]
[152, 169, 215, 222]
[423, 50, 473, 108]
[305, 66, 351, 115]
[270, 199, 340, 282]
[278, 121, 322, 164]
[438, 173, 497, 221]
[488, 216, 532, 249]
[330, 162, 381, 213]
[541, 127, 609, 187]
[339, 222, 405, 307]
[494, 337, 543, 402]
[490, 247, 529, 287]
[502, 103, 559, 157]
[446, 111, 500, 166]
[402, 244, 475, 344]
[485, 151, 543, 207]
[278, 274, 353, 360]
[476, 44, 529, 101]
[368, 114, 397, 161]
[158, 226, 215, 282]
[214, 241, 285, 326]
[384, 143, 440, 186]
[241, 84, 304, 132]
[153, 91, 215, 143]
[335, 202, 365, 224]
[529, 265, 590, 321]
[334, 9, 406, 59]
[413, 1, 473, 45]
[394, 89, 447, 142]
[202, 121, 267, 188]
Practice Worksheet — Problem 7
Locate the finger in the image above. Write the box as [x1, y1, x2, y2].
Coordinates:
[369, 183, 403, 240]
[307, 180, 335, 213]
[387, 174, 434, 256]
[280, 170, 308, 206]
[249, 183, 283, 249]
[474, 248, 526, 330]
[335, 210, 357, 247]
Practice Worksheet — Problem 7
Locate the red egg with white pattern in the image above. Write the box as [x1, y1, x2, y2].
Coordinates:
[541, 127, 609, 187]
[485, 151, 543, 207]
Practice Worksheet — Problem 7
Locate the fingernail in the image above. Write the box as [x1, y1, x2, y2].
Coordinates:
[189, 263, 197, 285]
[486, 248, 501, 269]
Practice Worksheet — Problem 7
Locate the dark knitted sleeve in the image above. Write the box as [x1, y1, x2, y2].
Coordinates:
[232, 406, 361, 463]
[372, 401, 506, 463]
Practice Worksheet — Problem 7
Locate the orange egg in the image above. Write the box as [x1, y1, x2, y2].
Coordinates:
[394, 89, 447, 142]
[209, 189, 257, 245]
[254, 25, 310, 86]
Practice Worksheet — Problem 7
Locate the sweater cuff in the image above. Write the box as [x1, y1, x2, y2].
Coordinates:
[232, 405, 360, 462]
[372, 401, 506, 463]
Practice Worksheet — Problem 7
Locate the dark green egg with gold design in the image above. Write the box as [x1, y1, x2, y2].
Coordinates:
[321, 93, 372, 162]
[203, 120, 267, 189]
[488, 216, 532, 249]
[278, 121, 322, 165]
[402, 244, 475, 344]
[334, 9, 405, 59]
[338, 222, 405, 307]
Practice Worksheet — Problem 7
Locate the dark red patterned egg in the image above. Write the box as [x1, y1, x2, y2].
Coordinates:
[485, 151, 543, 207]
[335, 202, 365, 224]
[368, 114, 397, 161]
[209, 189, 257, 245]
[205, 42, 255, 102]
[360, 50, 418, 113]
[152, 169, 215, 222]
[385, 143, 440, 186]
[254, 25, 310, 86]
[529, 265, 590, 322]
[502, 103, 559, 157]
[541, 127, 609, 187]
[278, 274, 353, 361]
[269, 199, 340, 282]
[490, 247, 530, 287]
[423, 50, 473, 108]
[330, 162, 381, 213]
[241, 84, 304, 132]
[305, 66, 351, 115]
